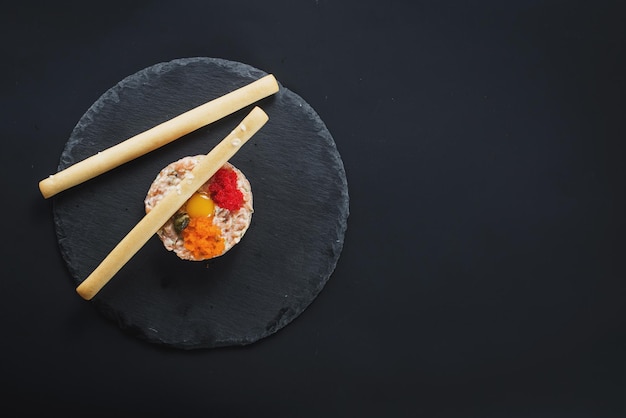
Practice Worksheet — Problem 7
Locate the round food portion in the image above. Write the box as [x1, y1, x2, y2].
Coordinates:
[145, 156, 253, 261]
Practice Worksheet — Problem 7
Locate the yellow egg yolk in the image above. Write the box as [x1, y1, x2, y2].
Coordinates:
[185, 192, 215, 218]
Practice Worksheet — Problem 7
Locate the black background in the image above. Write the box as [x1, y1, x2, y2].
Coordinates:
[3, 1, 626, 416]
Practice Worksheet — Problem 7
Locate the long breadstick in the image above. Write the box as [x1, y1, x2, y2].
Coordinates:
[39, 74, 278, 199]
[75, 106, 269, 300]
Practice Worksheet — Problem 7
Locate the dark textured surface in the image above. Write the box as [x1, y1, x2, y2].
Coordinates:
[5, 1, 626, 417]
[52, 57, 349, 349]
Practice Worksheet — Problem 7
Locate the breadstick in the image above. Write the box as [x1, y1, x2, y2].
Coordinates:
[75, 106, 269, 300]
[39, 74, 278, 199]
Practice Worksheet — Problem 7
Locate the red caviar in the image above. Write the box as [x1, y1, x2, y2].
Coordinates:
[209, 168, 244, 211]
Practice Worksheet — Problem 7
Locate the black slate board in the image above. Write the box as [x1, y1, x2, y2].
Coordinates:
[52, 57, 349, 349]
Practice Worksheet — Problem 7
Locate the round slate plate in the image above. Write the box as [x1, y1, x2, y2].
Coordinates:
[52, 57, 349, 349]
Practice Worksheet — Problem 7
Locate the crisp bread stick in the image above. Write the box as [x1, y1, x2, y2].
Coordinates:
[39, 74, 278, 198]
[75, 106, 269, 300]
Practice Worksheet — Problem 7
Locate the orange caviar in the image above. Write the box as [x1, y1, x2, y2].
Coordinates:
[182, 217, 225, 259]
